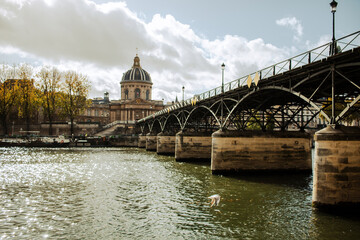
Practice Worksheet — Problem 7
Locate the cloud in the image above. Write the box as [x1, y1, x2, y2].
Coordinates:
[0, 0, 292, 102]
[305, 34, 331, 50]
[276, 17, 303, 42]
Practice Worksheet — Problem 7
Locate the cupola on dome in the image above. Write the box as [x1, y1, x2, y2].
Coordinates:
[121, 54, 152, 82]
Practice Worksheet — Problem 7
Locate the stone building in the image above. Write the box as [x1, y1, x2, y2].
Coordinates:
[109, 54, 164, 126]
[77, 92, 111, 126]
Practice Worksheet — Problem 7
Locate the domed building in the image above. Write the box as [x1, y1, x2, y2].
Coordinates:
[120, 54, 152, 101]
[109, 54, 164, 130]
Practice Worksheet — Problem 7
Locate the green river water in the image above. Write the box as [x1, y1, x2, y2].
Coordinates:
[0, 147, 359, 239]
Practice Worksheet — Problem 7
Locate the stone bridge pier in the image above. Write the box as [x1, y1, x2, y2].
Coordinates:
[175, 131, 213, 162]
[146, 132, 158, 151]
[138, 133, 147, 148]
[211, 130, 312, 174]
[312, 125, 360, 212]
[157, 131, 176, 155]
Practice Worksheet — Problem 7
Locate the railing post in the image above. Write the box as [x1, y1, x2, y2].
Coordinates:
[308, 52, 311, 64]
[273, 65, 276, 75]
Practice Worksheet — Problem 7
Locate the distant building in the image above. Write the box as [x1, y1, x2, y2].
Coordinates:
[77, 92, 111, 126]
[80, 54, 164, 135]
[108, 54, 164, 130]
[91, 92, 110, 105]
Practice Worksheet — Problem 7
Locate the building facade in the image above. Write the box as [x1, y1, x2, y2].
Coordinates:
[109, 54, 164, 125]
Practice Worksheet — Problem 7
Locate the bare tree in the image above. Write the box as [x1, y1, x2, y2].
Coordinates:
[37, 66, 62, 135]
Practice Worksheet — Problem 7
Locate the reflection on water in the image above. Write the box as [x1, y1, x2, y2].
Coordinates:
[0, 147, 359, 239]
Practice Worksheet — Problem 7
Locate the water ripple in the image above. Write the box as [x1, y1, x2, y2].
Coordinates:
[1, 147, 359, 239]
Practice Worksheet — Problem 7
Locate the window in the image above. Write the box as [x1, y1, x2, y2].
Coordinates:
[124, 89, 128, 99]
[146, 90, 150, 100]
[135, 88, 140, 99]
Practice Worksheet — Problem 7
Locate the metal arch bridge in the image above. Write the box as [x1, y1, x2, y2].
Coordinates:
[137, 31, 360, 134]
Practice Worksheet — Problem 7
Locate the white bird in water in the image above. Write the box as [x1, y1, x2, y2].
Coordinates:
[208, 194, 221, 207]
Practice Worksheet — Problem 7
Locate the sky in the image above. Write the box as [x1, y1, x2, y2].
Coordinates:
[0, 0, 359, 102]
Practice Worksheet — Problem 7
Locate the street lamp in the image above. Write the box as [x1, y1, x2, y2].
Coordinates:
[221, 63, 225, 93]
[182, 86, 185, 104]
[330, 0, 338, 55]
[330, 0, 338, 124]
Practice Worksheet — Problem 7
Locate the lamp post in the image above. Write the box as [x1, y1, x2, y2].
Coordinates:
[221, 63, 225, 93]
[182, 86, 185, 104]
[330, 0, 338, 124]
[330, 0, 338, 56]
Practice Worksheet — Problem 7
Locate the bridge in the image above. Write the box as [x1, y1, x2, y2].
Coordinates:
[136, 31, 360, 211]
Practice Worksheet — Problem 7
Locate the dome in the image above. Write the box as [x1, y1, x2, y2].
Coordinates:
[121, 55, 152, 82]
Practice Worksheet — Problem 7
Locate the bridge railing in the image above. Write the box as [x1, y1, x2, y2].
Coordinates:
[138, 31, 360, 123]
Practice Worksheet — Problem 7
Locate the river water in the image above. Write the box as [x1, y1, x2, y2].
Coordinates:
[0, 147, 359, 239]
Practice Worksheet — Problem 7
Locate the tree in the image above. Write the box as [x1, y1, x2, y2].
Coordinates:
[246, 110, 274, 131]
[36, 66, 61, 135]
[59, 70, 90, 135]
[320, 98, 360, 125]
[0, 64, 18, 135]
[17, 63, 39, 132]
[246, 114, 263, 130]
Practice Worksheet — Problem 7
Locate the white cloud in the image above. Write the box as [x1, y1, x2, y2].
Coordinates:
[305, 34, 331, 50]
[276, 17, 303, 42]
[0, 0, 293, 102]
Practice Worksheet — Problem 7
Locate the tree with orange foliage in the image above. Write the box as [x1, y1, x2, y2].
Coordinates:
[59, 70, 90, 135]
[17, 64, 40, 132]
[0, 64, 19, 135]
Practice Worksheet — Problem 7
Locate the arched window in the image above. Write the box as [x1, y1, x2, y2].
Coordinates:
[135, 88, 140, 99]
[146, 90, 150, 100]
[124, 89, 128, 99]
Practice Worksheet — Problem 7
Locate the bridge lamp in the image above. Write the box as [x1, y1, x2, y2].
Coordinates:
[221, 63, 225, 93]
[330, 0, 338, 55]
[330, 0, 338, 124]
[182, 86, 185, 103]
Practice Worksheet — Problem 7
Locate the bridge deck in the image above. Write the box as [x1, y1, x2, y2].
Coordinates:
[138, 31, 360, 132]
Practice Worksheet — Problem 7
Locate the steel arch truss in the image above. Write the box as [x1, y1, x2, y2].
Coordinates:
[137, 47, 360, 134]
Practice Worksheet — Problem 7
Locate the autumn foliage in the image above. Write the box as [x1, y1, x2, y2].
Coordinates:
[0, 63, 90, 135]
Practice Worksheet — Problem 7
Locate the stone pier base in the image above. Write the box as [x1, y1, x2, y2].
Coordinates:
[146, 133, 157, 151]
[175, 131, 212, 162]
[138, 135, 146, 148]
[312, 125, 360, 212]
[157, 132, 175, 155]
[211, 130, 312, 174]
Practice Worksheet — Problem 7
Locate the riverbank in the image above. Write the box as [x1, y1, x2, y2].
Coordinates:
[0, 135, 139, 148]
